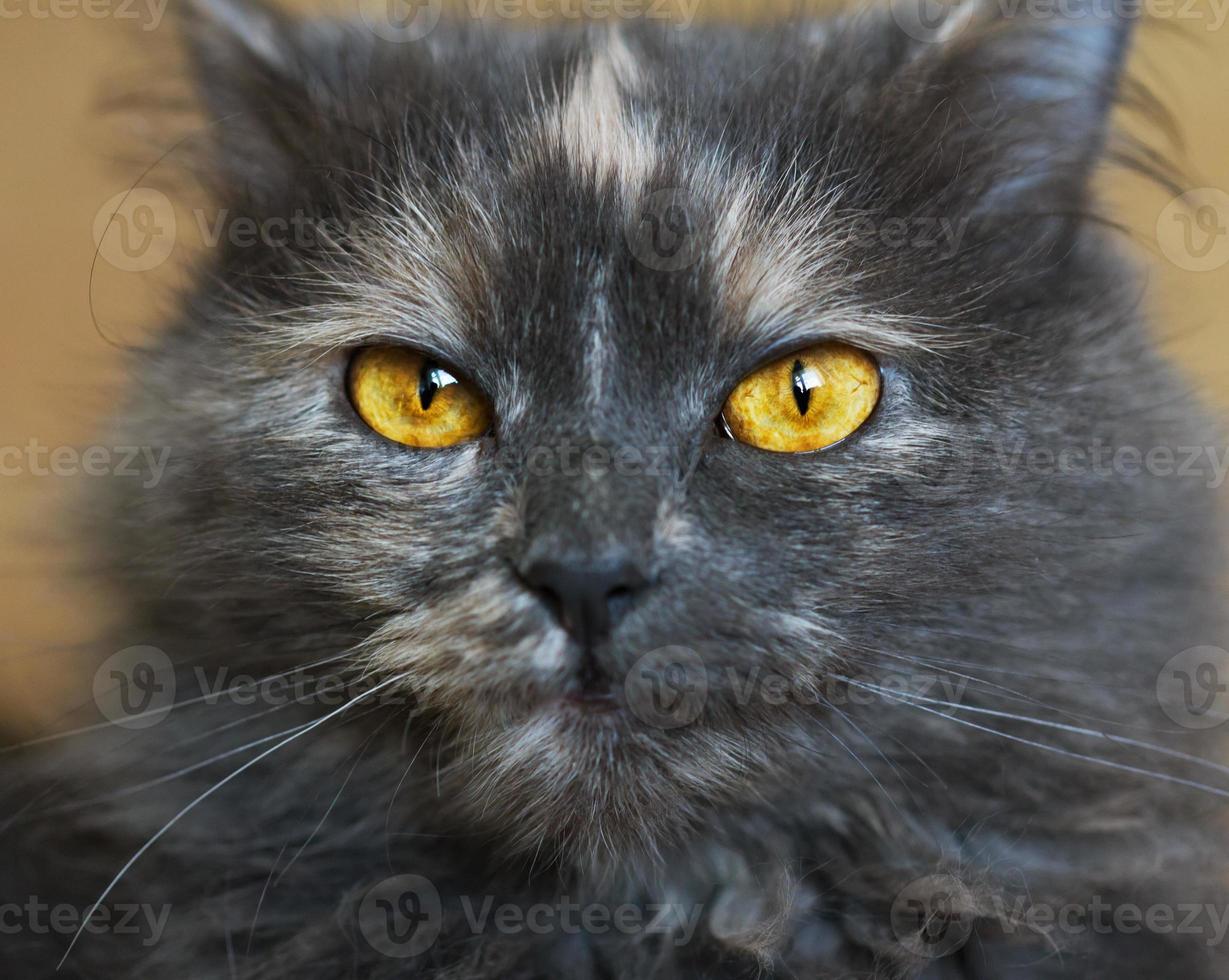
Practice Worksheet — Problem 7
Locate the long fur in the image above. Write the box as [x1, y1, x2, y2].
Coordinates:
[2, 2, 1227, 978]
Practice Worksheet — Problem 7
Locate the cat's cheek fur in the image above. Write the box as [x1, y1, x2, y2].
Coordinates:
[4, 2, 1229, 979]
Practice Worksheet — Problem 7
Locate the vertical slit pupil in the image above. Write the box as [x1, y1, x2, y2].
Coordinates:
[419, 361, 443, 411]
[791, 359, 811, 416]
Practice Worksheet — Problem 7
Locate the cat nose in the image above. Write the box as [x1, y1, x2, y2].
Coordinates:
[519, 556, 648, 648]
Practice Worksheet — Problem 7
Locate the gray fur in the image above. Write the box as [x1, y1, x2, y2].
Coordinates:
[2, 2, 1227, 978]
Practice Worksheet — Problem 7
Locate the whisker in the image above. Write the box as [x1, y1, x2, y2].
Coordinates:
[2, 651, 357, 755]
[384, 716, 437, 860]
[245, 843, 289, 958]
[56, 672, 409, 970]
[822, 699, 923, 805]
[844, 648, 1074, 711]
[846, 647, 1192, 736]
[273, 715, 396, 887]
[28, 721, 319, 819]
[789, 714, 910, 822]
[842, 677, 1229, 780]
[836, 677, 1229, 801]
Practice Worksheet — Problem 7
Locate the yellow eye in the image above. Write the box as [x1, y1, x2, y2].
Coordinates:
[721, 341, 880, 453]
[347, 346, 491, 448]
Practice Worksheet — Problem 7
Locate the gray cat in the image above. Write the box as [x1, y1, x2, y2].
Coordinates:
[3, 0, 1228, 977]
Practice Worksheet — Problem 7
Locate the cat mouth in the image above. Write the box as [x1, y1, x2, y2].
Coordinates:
[560, 689, 621, 714]
[547, 671, 626, 723]
[549, 645, 624, 716]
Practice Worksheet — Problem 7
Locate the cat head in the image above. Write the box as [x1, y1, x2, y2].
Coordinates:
[114, 0, 1199, 870]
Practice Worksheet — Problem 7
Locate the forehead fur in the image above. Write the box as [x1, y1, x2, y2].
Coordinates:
[546, 29, 656, 195]
[180, 0, 1154, 451]
[240, 22, 962, 379]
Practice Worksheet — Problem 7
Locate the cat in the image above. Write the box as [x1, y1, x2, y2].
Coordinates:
[2, 0, 1227, 977]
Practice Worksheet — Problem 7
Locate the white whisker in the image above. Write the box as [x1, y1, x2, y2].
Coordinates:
[56, 672, 409, 970]
[3, 651, 356, 755]
[843, 677, 1229, 780]
[837, 677, 1229, 800]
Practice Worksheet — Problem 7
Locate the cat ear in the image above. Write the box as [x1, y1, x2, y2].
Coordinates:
[178, 0, 301, 116]
[884, 0, 1135, 239]
[176, 0, 343, 198]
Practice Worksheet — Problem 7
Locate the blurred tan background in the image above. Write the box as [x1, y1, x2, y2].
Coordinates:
[1, 0, 1228, 733]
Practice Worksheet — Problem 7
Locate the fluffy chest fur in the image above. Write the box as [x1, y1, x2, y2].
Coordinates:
[2, 1, 1227, 978]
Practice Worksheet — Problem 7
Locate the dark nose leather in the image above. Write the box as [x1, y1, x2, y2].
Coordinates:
[520, 556, 647, 648]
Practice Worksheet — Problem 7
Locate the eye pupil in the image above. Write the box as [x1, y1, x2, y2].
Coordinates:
[419, 361, 454, 411]
[720, 341, 879, 453]
[350, 347, 489, 448]
[791, 359, 811, 416]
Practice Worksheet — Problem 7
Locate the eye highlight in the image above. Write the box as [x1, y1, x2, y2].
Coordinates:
[347, 346, 491, 448]
[721, 341, 881, 453]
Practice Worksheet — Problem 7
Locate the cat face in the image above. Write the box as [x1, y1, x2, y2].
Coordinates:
[124, 1, 1195, 866]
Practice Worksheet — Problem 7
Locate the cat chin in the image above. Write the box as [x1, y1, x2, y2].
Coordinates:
[432, 708, 758, 872]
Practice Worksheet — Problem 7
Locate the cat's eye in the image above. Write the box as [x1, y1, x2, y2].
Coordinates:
[347, 346, 492, 448]
[720, 341, 881, 453]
